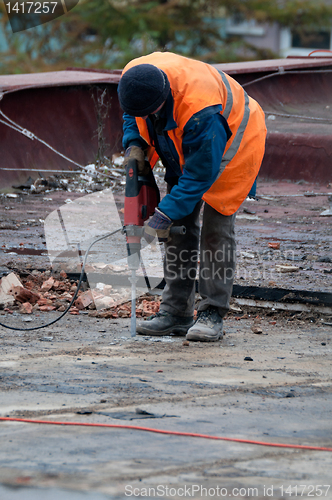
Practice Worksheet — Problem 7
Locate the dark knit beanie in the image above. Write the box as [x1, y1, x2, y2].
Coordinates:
[118, 64, 170, 117]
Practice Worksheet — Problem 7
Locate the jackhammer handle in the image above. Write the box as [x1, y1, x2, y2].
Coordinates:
[170, 225, 186, 235]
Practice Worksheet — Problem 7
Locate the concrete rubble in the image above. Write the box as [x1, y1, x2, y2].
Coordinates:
[0, 269, 162, 320]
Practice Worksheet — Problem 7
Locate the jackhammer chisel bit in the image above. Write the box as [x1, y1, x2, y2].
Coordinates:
[124, 158, 159, 337]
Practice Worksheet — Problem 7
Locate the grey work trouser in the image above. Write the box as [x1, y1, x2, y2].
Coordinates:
[160, 200, 236, 319]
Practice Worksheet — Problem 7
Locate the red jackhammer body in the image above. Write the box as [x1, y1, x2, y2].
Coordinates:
[124, 158, 160, 265]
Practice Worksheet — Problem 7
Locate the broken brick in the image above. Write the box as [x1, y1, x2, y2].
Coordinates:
[9, 286, 40, 305]
[1, 272, 22, 294]
[75, 291, 93, 310]
[0, 273, 23, 306]
[41, 277, 55, 292]
[115, 304, 131, 318]
[24, 281, 35, 290]
[69, 307, 80, 315]
[37, 297, 53, 306]
[142, 299, 159, 315]
[268, 242, 280, 249]
[19, 302, 33, 314]
[39, 305, 56, 312]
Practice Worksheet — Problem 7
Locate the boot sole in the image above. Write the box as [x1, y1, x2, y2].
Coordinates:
[136, 322, 194, 336]
[186, 333, 222, 342]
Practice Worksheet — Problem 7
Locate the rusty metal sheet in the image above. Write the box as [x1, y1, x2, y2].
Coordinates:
[0, 83, 123, 190]
[243, 68, 332, 183]
[0, 69, 123, 192]
[261, 131, 332, 183]
[213, 56, 332, 75]
[0, 70, 121, 95]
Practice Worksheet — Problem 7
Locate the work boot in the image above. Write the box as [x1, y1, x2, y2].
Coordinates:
[136, 311, 194, 336]
[186, 307, 223, 342]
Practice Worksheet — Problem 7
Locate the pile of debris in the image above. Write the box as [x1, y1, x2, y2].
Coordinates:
[0, 271, 161, 319]
[12, 157, 166, 196]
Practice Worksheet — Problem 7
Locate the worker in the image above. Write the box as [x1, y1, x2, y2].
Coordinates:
[118, 52, 266, 341]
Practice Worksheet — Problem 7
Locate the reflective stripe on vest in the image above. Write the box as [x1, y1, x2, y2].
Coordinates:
[217, 70, 233, 121]
[217, 70, 251, 179]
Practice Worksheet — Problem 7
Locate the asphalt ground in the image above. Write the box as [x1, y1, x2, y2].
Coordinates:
[0, 179, 331, 499]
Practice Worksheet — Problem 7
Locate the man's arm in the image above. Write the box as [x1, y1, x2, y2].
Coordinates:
[122, 113, 148, 150]
[122, 113, 150, 174]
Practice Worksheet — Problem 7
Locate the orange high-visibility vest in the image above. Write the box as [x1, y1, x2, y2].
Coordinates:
[122, 52, 267, 216]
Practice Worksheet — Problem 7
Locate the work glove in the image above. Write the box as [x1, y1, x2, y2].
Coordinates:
[144, 208, 173, 244]
[123, 146, 150, 175]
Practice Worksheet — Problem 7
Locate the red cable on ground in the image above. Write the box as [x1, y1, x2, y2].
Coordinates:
[1, 417, 332, 452]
